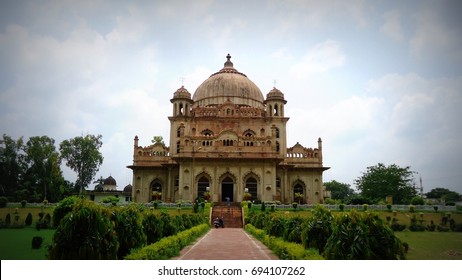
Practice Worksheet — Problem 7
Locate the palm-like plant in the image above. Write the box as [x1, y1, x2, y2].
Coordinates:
[294, 192, 303, 204]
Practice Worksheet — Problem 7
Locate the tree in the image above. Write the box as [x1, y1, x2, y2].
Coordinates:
[23, 136, 63, 202]
[59, 134, 103, 194]
[324, 180, 355, 201]
[425, 188, 461, 205]
[355, 163, 416, 204]
[0, 134, 25, 200]
[151, 136, 165, 146]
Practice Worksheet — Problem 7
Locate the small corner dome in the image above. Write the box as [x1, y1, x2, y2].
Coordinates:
[173, 86, 191, 99]
[104, 175, 117, 186]
[192, 54, 264, 109]
[123, 184, 132, 192]
[266, 87, 286, 102]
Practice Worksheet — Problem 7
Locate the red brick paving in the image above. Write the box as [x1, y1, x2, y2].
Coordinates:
[175, 228, 279, 260]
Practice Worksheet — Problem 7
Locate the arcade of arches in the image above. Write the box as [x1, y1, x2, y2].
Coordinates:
[128, 55, 330, 204]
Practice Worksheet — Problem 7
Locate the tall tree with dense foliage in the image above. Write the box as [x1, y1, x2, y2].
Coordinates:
[324, 180, 356, 201]
[426, 188, 461, 204]
[0, 134, 25, 200]
[23, 136, 64, 202]
[59, 134, 103, 194]
[355, 163, 416, 204]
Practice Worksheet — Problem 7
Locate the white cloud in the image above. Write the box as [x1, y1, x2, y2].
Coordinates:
[290, 40, 346, 78]
[381, 10, 404, 42]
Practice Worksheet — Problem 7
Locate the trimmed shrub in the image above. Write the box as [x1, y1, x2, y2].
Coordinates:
[125, 224, 209, 260]
[21, 200, 27, 207]
[339, 204, 344, 212]
[362, 204, 368, 211]
[386, 204, 392, 212]
[32, 236, 43, 249]
[409, 215, 425, 231]
[245, 224, 323, 260]
[25, 213, 33, 226]
[5, 213, 11, 226]
[409, 205, 415, 213]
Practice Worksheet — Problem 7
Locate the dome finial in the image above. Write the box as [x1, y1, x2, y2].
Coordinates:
[224, 53, 233, 67]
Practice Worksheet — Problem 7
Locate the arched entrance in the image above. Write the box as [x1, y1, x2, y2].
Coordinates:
[245, 177, 258, 201]
[221, 176, 234, 202]
[150, 180, 162, 201]
[293, 182, 304, 204]
[197, 176, 210, 199]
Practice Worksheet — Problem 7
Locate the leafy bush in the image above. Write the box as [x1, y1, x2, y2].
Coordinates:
[410, 196, 425, 205]
[48, 199, 118, 259]
[301, 205, 333, 253]
[339, 204, 344, 211]
[409, 205, 415, 213]
[324, 210, 406, 260]
[111, 204, 147, 259]
[32, 236, 43, 249]
[21, 200, 27, 207]
[283, 216, 304, 244]
[102, 196, 119, 204]
[265, 216, 286, 237]
[52, 195, 80, 227]
[143, 212, 164, 244]
[386, 204, 392, 212]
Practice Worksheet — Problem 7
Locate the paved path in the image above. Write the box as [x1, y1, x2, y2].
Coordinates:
[175, 228, 279, 260]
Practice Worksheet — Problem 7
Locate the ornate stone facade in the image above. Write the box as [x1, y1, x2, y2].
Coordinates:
[128, 55, 330, 204]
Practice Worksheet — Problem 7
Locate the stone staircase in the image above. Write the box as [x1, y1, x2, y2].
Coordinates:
[211, 203, 243, 228]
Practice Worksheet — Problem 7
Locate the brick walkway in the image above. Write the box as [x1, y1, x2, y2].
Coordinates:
[174, 228, 279, 260]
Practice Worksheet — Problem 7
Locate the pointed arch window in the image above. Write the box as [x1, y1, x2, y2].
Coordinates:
[245, 177, 258, 201]
[197, 176, 210, 199]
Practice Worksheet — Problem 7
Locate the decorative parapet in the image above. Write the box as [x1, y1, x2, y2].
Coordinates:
[286, 142, 321, 159]
[133, 142, 171, 166]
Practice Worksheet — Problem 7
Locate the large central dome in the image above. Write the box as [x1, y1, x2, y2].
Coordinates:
[192, 54, 265, 109]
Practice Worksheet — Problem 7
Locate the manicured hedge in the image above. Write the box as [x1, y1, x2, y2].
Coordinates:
[245, 224, 323, 260]
[125, 223, 210, 260]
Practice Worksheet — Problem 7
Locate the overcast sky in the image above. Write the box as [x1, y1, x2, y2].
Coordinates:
[1, 0, 461, 194]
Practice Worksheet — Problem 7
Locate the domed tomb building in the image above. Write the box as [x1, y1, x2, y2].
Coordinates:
[128, 54, 330, 204]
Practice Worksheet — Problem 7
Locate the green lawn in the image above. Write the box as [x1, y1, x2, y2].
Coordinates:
[0, 227, 55, 260]
[396, 231, 462, 260]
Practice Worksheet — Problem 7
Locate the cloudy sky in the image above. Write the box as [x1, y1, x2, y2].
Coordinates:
[1, 0, 461, 194]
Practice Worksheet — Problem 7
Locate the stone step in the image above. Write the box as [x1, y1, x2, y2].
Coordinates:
[212, 206, 243, 228]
